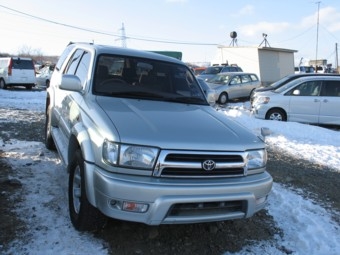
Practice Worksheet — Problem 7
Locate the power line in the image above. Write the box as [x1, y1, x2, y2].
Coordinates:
[0, 4, 218, 46]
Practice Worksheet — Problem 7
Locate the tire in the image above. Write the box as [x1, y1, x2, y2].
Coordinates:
[46, 80, 50, 88]
[0, 79, 7, 89]
[218, 92, 228, 104]
[69, 150, 107, 231]
[45, 106, 56, 150]
[265, 108, 287, 121]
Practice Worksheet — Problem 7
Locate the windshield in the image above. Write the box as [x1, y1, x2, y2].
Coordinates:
[274, 78, 303, 93]
[93, 54, 207, 105]
[206, 74, 230, 84]
[201, 66, 223, 75]
[269, 75, 292, 89]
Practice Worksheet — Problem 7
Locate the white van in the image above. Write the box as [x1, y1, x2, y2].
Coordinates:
[0, 57, 36, 90]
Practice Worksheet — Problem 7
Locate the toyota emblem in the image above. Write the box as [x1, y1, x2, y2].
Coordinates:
[202, 160, 216, 171]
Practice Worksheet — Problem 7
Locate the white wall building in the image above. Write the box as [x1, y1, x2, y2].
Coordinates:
[212, 46, 297, 85]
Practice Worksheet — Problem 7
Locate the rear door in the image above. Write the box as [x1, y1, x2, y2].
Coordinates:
[288, 80, 322, 123]
[227, 75, 242, 99]
[11, 58, 36, 84]
[318, 80, 340, 125]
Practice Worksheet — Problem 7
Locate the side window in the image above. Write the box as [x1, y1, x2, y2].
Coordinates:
[321, 81, 340, 97]
[65, 49, 84, 75]
[230, 76, 241, 85]
[293, 81, 321, 96]
[241, 75, 251, 83]
[250, 74, 258, 82]
[74, 52, 91, 87]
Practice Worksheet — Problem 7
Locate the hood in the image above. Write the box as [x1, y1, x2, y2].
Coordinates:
[96, 97, 263, 151]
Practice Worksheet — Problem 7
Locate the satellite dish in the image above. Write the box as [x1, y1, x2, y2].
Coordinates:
[230, 31, 237, 39]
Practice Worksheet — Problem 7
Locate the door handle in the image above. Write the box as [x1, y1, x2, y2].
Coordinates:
[314, 99, 320, 102]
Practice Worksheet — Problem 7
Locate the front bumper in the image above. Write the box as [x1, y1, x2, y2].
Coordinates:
[85, 162, 273, 225]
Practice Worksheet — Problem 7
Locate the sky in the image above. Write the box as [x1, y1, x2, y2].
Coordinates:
[0, 0, 340, 66]
[0, 89, 339, 254]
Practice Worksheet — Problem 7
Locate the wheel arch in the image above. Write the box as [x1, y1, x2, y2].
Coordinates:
[68, 123, 95, 171]
[265, 107, 287, 121]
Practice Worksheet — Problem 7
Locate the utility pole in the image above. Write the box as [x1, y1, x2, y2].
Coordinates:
[315, 1, 320, 71]
[119, 23, 127, 48]
[336, 43, 339, 72]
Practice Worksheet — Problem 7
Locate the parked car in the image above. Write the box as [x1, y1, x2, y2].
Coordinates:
[197, 65, 243, 81]
[193, 67, 206, 76]
[294, 66, 306, 74]
[35, 65, 54, 88]
[45, 42, 272, 231]
[250, 73, 340, 104]
[252, 76, 340, 125]
[0, 57, 36, 90]
[206, 72, 260, 104]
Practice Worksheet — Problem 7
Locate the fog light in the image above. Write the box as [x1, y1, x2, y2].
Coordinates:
[122, 201, 148, 213]
[256, 196, 267, 205]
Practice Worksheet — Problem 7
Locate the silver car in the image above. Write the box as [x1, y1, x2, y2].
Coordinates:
[206, 72, 261, 104]
[45, 42, 272, 231]
[252, 76, 340, 125]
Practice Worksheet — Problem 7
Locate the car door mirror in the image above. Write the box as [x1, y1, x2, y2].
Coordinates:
[292, 89, 300, 95]
[59, 74, 82, 92]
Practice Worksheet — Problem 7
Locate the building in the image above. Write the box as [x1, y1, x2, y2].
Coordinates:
[211, 46, 297, 86]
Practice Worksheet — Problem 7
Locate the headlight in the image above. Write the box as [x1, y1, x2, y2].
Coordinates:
[103, 140, 159, 170]
[254, 96, 270, 105]
[246, 150, 267, 170]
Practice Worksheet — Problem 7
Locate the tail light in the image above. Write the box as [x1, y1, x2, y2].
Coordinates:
[8, 58, 12, 76]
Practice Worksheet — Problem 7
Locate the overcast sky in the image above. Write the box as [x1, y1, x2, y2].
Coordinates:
[0, 0, 339, 65]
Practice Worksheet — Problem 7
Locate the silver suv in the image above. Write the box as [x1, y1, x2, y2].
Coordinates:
[45, 42, 272, 231]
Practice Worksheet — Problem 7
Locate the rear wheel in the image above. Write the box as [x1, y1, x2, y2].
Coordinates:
[0, 79, 7, 89]
[69, 150, 107, 231]
[265, 108, 287, 121]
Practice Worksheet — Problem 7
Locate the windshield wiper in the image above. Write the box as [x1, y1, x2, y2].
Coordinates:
[110, 91, 164, 99]
[166, 96, 206, 104]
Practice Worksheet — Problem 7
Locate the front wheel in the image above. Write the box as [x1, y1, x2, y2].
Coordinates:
[45, 106, 56, 150]
[265, 108, 287, 121]
[69, 150, 107, 231]
[218, 92, 228, 105]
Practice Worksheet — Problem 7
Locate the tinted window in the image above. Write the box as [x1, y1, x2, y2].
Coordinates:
[92, 54, 207, 105]
[321, 81, 340, 97]
[12, 59, 34, 70]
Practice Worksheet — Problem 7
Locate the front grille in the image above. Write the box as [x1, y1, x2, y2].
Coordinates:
[154, 151, 246, 178]
[168, 200, 245, 217]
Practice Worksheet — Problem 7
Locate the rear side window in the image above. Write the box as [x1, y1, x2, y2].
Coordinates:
[12, 59, 34, 70]
[250, 74, 259, 82]
[321, 81, 340, 97]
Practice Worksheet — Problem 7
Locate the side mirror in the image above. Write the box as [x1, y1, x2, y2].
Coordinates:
[59, 74, 82, 91]
[292, 89, 300, 95]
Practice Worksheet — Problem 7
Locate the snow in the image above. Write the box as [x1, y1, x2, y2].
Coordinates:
[0, 89, 339, 255]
